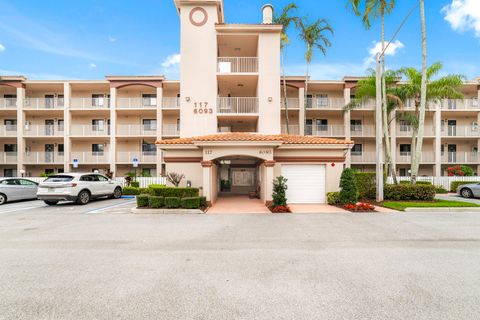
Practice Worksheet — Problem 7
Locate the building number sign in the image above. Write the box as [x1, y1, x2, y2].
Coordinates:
[193, 102, 213, 115]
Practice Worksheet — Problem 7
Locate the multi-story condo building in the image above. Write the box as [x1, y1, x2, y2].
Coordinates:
[1, 0, 479, 203]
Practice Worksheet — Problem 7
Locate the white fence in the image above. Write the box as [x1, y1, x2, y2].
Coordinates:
[387, 176, 480, 190]
[15, 176, 166, 188]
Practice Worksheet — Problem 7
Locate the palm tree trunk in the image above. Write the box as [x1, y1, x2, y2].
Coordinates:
[411, 0, 427, 185]
[282, 50, 290, 134]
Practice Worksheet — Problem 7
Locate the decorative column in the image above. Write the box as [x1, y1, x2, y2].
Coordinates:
[109, 87, 117, 176]
[63, 82, 71, 173]
[156, 86, 164, 176]
[343, 87, 351, 168]
[16, 86, 25, 176]
[434, 102, 442, 177]
[201, 160, 213, 203]
[264, 160, 275, 204]
[298, 88, 305, 136]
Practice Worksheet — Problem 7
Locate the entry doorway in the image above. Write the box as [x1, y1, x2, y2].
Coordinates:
[216, 156, 262, 199]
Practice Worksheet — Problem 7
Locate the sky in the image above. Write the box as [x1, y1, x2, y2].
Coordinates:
[0, 0, 479, 81]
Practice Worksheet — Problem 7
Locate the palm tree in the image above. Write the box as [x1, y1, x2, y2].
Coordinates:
[273, 3, 299, 135]
[298, 18, 333, 134]
[347, 0, 396, 181]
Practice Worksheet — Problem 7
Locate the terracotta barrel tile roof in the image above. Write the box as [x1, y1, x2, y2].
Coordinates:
[157, 133, 353, 145]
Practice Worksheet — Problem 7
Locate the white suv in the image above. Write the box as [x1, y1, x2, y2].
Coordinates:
[37, 173, 123, 205]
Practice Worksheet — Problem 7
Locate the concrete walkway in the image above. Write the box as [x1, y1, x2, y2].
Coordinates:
[207, 195, 271, 214]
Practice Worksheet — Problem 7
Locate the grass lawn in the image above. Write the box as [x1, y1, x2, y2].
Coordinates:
[382, 199, 480, 211]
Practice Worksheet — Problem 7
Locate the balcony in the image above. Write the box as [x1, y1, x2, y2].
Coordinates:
[162, 97, 180, 109]
[441, 99, 479, 110]
[116, 97, 157, 109]
[116, 124, 157, 136]
[441, 125, 480, 137]
[162, 124, 180, 137]
[70, 97, 110, 110]
[116, 151, 157, 164]
[350, 125, 375, 137]
[281, 124, 300, 135]
[0, 125, 17, 137]
[217, 97, 259, 114]
[0, 152, 17, 164]
[396, 152, 435, 163]
[281, 98, 300, 109]
[306, 124, 345, 137]
[70, 152, 109, 164]
[397, 125, 435, 137]
[24, 98, 64, 110]
[24, 152, 64, 164]
[442, 152, 479, 164]
[70, 125, 110, 136]
[306, 97, 345, 110]
[0, 98, 17, 109]
[351, 152, 375, 163]
[23, 125, 64, 137]
[217, 57, 258, 73]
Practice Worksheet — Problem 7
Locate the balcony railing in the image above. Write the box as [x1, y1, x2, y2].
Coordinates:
[281, 98, 300, 109]
[0, 125, 18, 136]
[70, 152, 109, 164]
[162, 124, 180, 136]
[24, 152, 64, 164]
[162, 97, 180, 109]
[441, 125, 480, 137]
[396, 152, 435, 163]
[306, 124, 345, 137]
[70, 97, 110, 110]
[217, 97, 259, 114]
[23, 125, 64, 137]
[281, 125, 300, 135]
[441, 99, 479, 110]
[116, 97, 157, 109]
[350, 125, 375, 137]
[70, 125, 111, 136]
[351, 152, 376, 163]
[306, 98, 345, 109]
[397, 125, 435, 137]
[116, 151, 157, 163]
[0, 98, 17, 109]
[442, 152, 479, 164]
[0, 152, 17, 164]
[217, 57, 258, 73]
[116, 124, 157, 136]
[24, 98, 64, 110]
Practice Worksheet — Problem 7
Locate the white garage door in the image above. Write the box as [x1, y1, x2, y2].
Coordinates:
[282, 164, 326, 204]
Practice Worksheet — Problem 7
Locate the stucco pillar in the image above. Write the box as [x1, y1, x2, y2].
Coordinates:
[202, 161, 213, 203]
[63, 82, 71, 173]
[16, 87, 25, 176]
[390, 109, 396, 174]
[343, 87, 351, 168]
[298, 88, 305, 135]
[109, 87, 117, 176]
[434, 103, 442, 177]
[264, 160, 275, 203]
[477, 111, 480, 175]
[156, 86, 163, 176]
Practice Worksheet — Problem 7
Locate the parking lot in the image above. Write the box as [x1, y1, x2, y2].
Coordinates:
[1, 199, 480, 319]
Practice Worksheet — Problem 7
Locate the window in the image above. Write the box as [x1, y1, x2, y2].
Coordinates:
[80, 175, 96, 182]
[306, 95, 313, 108]
[3, 94, 16, 107]
[96, 175, 108, 182]
[141, 168, 152, 177]
[399, 168, 409, 177]
[0, 179, 17, 185]
[399, 120, 410, 132]
[316, 94, 328, 107]
[350, 120, 362, 132]
[142, 142, 156, 153]
[306, 119, 313, 135]
[58, 144, 64, 154]
[91, 94, 105, 107]
[472, 122, 478, 131]
[142, 94, 157, 106]
[351, 144, 363, 155]
[92, 119, 105, 131]
[92, 144, 104, 155]
[3, 169, 14, 177]
[316, 119, 328, 131]
[143, 119, 157, 131]
[176, 118, 180, 130]
[4, 119, 17, 131]
[400, 144, 411, 155]
[58, 119, 64, 131]
[57, 94, 65, 107]
[44, 175, 74, 182]
[4, 144, 17, 152]
[441, 144, 445, 156]
[19, 179, 37, 186]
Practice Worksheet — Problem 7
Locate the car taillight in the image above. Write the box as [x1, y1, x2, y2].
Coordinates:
[66, 183, 77, 187]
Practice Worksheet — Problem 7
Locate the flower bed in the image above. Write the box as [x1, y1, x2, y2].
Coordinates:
[269, 205, 292, 213]
[342, 202, 375, 212]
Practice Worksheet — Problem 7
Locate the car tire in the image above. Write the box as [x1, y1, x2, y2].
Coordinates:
[0, 193, 7, 205]
[460, 188, 473, 198]
[76, 190, 91, 205]
[111, 187, 122, 199]
[44, 200, 59, 206]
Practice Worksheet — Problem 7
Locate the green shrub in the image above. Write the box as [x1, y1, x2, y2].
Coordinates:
[272, 176, 288, 207]
[164, 197, 181, 208]
[435, 187, 448, 194]
[181, 197, 200, 209]
[399, 180, 410, 184]
[450, 181, 479, 192]
[123, 186, 140, 195]
[353, 172, 375, 199]
[136, 194, 150, 207]
[148, 196, 164, 208]
[327, 192, 340, 205]
[148, 184, 165, 189]
[139, 187, 154, 195]
[416, 181, 432, 185]
[130, 181, 140, 188]
[384, 184, 435, 201]
[339, 168, 359, 204]
[149, 186, 199, 198]
[199, 196, 207, 207]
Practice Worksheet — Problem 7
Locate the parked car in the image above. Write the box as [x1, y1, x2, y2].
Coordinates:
[457, 183, 480, 199]
[0, 178, 39, 205]
[37, 173, 122, 205]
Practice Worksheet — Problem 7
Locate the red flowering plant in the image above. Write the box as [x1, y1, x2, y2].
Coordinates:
[343, 202, 375, 212]
[447, 165, 473, 177]
[271, 205, 292, 213]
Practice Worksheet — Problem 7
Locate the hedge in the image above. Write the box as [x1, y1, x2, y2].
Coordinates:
[149, 186, 199, 198]
[384, 184, 435, 201]
[148, 196, 164, 208]
[327, 192, 340, 205]
[123, 187, 140, 196]
[353, 172, 375, 199]
[130, 181, 140, 188]
[450, 181, 479, 192]
[165, 197, 181, 208]
[136, 194, 150, 207]
[181, 197, 200, 209]
[139, 187, 154, 196]
[199, 196, 207, 207]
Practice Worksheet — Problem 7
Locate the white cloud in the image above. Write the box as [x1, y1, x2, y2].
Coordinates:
[108, 36, 117, 43]
[161, 54, 181, 68]
[0, 43, 5, 52]
[89, 63, 97, 68]
[442, 0, 480, 38]
[368, 40, 405, 57]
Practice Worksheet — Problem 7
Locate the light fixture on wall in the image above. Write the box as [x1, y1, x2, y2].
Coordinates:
[268, 97, 273, 102]
[186, 97, 191, 102]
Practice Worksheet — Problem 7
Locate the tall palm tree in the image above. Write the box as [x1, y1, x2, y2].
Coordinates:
[298, 18, 333, 134]
[273, 3, 299, 135]
[347, 0, 396, 181]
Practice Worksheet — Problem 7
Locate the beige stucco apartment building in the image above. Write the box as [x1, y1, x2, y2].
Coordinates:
[0, 0, 479, 203]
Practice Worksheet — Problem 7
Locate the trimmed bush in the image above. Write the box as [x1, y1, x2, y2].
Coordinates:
[416, 181, 432, 186]
[450, 181, 479, 192]
[181, 197, 201, 209]
[164, 197, 181, 208]
[384, 184, 435, 201]
[136, 194, 150, 207]
[149, 186, 199, 198]
[435, 186, 448, 194]
[148, 196, 164, 208]
[353, 172, 375, 199]
[139, 187, 154, 196]
[123, 186, 140, 195]
[327, 192, 340, 205]
[272, 176, 288, 207]
[339, 168, 359, 204]
[131, 181, 140, 188]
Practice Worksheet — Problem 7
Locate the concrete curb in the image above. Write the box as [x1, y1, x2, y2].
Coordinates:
[131, 208, 204, 214]
[404, 207, 480, 212]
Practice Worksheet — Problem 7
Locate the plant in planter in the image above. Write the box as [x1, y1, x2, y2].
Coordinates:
[166, 172, 185, 187]
[270, 176, 291, 213]
[339, 168, 359, 205]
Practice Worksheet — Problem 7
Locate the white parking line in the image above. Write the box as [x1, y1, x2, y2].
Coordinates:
[0, 205, 46, 214]
[85, 200, 135, 214]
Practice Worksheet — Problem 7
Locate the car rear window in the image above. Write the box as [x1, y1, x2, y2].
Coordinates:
[44, 175, 74, 182]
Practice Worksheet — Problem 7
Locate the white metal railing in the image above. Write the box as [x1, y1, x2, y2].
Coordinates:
[70, 152, 109, 164]
[24, 152, 64, 164]
[162, 124, 180, 136]
[441, 152, 479, 164]
[23, 125, 64, 137]
[70, 125, 111, 136]
[281, 125, 300, 135]
[116, 97, 157, 109]
[306, 97, 345, 109]
[24, 98, 64, 110]
[441, 98, 479, 110]
[397, 125, 435, 137]
[217, 97, 259, 114]
[0, 98, 17, 109]
[396, 152, 435, 163]
[217, 57, 258, 73]
[0, 125, 18, 136]
[350, 125, 375, 137]
[116, 124, 157, 136]
[0, 152, 17, 164]
[70, 97, 110, 109]
[306, 124, 345, 137]
[441, 125, 480, 137]
[114, 177, 167, 188]
[281, 98, 300, 109]
[116, 151, 157, 163]
[162, 97, 180, 109]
